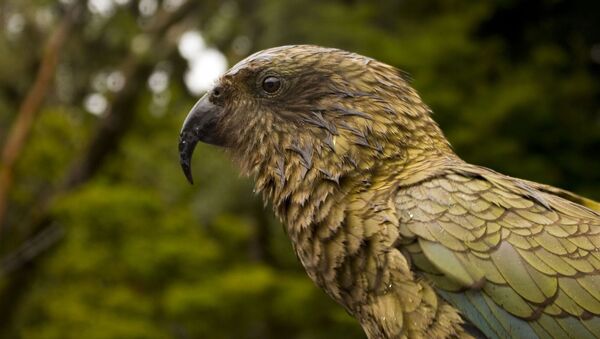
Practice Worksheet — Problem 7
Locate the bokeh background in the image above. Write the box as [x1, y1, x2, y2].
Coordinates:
[0, 0, 599, 338]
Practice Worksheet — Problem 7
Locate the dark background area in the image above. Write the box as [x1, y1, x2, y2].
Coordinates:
[0, 0, 598, 338]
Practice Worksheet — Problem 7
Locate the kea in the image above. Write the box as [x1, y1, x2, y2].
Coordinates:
[178, 45, 600, 339]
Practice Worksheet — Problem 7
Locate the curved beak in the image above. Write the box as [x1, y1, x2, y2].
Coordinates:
[178, 93, 224, 184]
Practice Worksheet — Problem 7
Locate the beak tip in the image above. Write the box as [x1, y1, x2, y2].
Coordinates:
[179, 155, 195, 185]
[179, 137, 196, 185]
[179, 93, 218, 186]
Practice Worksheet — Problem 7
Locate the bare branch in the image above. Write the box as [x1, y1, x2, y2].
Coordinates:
[0, 5, 81, 231]
[0, 223, 64, 277]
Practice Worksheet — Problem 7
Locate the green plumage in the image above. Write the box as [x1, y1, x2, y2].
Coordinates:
[397, 164, 600, 338]
[179, 45, 600, 338]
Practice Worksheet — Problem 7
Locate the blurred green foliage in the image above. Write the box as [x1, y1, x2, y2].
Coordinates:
[0, 0, 598, 338]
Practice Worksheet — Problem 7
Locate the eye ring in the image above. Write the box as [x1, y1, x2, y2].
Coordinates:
[212, 86, 223, 98]
[261, 76, 282, 94]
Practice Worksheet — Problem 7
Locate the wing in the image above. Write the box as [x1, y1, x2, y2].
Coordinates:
[395, 166, 600, 339]
[522, 179, 600, 213]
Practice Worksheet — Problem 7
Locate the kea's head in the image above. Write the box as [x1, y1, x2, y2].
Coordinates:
[180, 45, 451, 206]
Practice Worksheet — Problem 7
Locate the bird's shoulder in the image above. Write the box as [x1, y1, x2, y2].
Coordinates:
[392, 163, 600, 338]
[393, 163, 600, 243]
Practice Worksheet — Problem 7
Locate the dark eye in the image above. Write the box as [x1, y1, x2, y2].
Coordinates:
[212, 86, 223, 98]
[262, 76, 281, 94]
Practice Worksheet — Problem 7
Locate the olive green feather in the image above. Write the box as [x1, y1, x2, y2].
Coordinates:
[180, 45, 600, 338]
